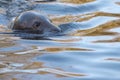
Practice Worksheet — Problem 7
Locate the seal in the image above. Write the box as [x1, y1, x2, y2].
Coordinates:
[9, 11, 61, 36]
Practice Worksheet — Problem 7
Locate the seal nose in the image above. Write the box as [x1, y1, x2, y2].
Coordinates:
[51, 26, 61, 33]
[48, 22, 61, 33]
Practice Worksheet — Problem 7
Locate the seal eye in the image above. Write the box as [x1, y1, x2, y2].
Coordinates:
[33, 22, 41, 29]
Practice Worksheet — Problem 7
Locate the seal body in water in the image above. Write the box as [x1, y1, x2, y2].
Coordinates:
[9, 11, 61, 36]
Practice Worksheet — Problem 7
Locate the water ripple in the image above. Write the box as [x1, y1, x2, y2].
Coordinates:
[0, 0, 120, 80]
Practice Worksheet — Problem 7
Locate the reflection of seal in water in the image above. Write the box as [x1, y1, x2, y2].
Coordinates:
[9, 11, 61, 36]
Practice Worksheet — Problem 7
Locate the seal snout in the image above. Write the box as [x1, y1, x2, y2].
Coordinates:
[48, 23, 61, 33]
[51, 27, 61, 33]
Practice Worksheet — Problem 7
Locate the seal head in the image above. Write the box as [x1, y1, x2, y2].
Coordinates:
[10, 11, 61, 36]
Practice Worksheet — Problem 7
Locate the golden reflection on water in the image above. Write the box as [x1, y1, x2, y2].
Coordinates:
[0, 25, 6, 32]
[53, 37, 81, 42]
[51, 12, 120, 26]
[93, 36, 120, 43]
[23, 62, 44, 69]
[45, 47, 93, 52]
[73, 19, 120, 36]
[0, 68, 85, 79]
[0, 38, 15, 48]
[58, 0, 95, 4]
[0, 63, 6, 68]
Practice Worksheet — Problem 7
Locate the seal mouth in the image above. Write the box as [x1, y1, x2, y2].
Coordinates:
[13, 30, 43, 34]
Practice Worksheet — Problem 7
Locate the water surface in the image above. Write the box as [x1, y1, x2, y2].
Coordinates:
[0, 0, 120, 80]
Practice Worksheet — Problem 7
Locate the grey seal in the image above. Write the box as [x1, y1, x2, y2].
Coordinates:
[9, 11, 61, 36]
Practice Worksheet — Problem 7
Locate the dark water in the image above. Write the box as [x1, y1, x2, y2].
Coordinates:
[0, 0, 120, 80]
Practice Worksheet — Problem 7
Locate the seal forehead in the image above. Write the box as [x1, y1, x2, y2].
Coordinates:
[18, 12, 36, 21]
[17, 11, 47, 24]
